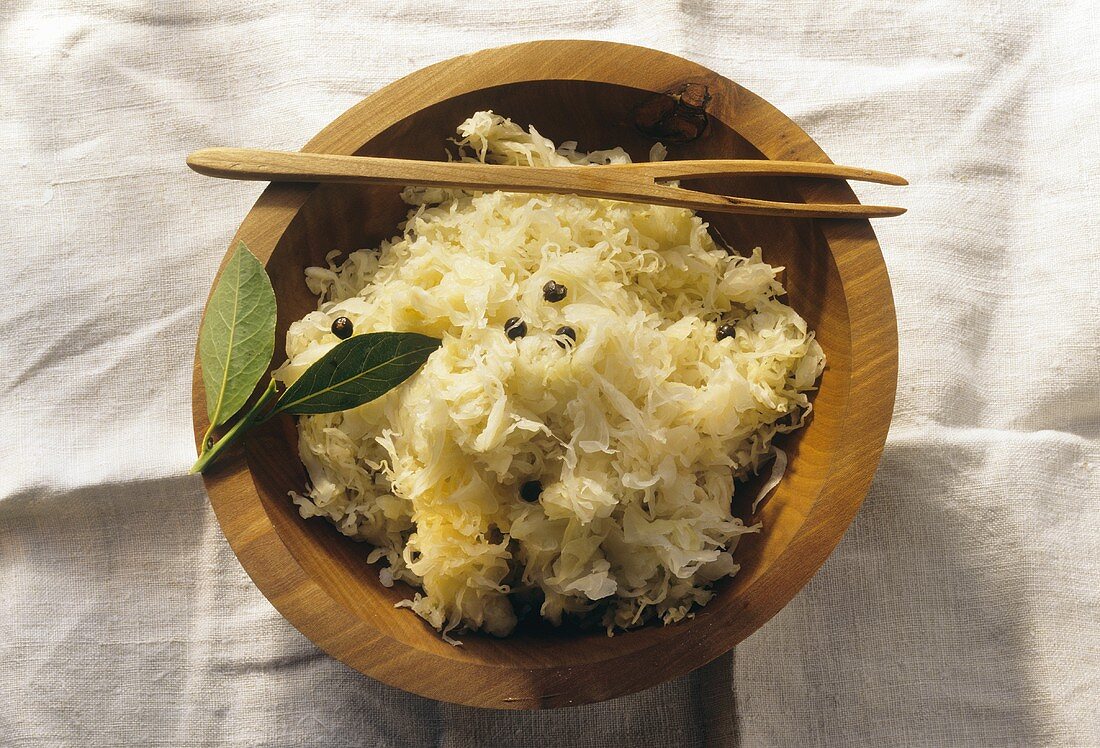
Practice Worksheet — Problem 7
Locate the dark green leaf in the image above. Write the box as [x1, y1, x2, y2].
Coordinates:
[273, 332, 441, 416]
[198, 242, 277, 426]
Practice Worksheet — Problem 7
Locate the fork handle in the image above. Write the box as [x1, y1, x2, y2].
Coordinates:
[188, 148, 643, 193]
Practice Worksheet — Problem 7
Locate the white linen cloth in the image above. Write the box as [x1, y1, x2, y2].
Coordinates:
[1, 1, 1096, 745]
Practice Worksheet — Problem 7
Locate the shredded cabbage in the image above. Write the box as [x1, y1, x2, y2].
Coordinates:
[274, 111, 825, 640]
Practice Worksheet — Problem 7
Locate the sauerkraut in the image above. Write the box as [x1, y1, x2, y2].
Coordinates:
[274, 111, 825, 641]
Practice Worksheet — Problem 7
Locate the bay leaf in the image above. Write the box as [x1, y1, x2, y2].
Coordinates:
[198, 242, 277, 426]
[273, 332, 441, 416]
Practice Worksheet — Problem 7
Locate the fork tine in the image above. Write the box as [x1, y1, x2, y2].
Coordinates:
[638, 183, 906, 218]
[626, 160, 908, 186]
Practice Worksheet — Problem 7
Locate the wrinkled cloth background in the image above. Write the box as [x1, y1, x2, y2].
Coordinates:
[1, 1, 1097, 746]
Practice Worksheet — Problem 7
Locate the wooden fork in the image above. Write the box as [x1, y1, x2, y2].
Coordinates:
[187, 147, 907, 219]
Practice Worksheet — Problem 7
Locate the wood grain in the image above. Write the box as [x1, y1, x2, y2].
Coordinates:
[186, 147, 907, 218]
[191, 41, 898, 709]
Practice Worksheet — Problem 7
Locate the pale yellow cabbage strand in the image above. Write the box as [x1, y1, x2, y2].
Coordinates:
[274, 111, 824, 641]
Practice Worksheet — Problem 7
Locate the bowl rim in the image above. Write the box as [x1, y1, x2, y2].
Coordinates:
[192, 39, 898, 709]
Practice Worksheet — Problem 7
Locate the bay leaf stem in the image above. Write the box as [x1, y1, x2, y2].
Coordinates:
[190, 377, 280, 474]
[199, 418, 219, 458]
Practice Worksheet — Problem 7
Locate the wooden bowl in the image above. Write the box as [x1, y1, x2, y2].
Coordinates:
[192, 40, 897, 709]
